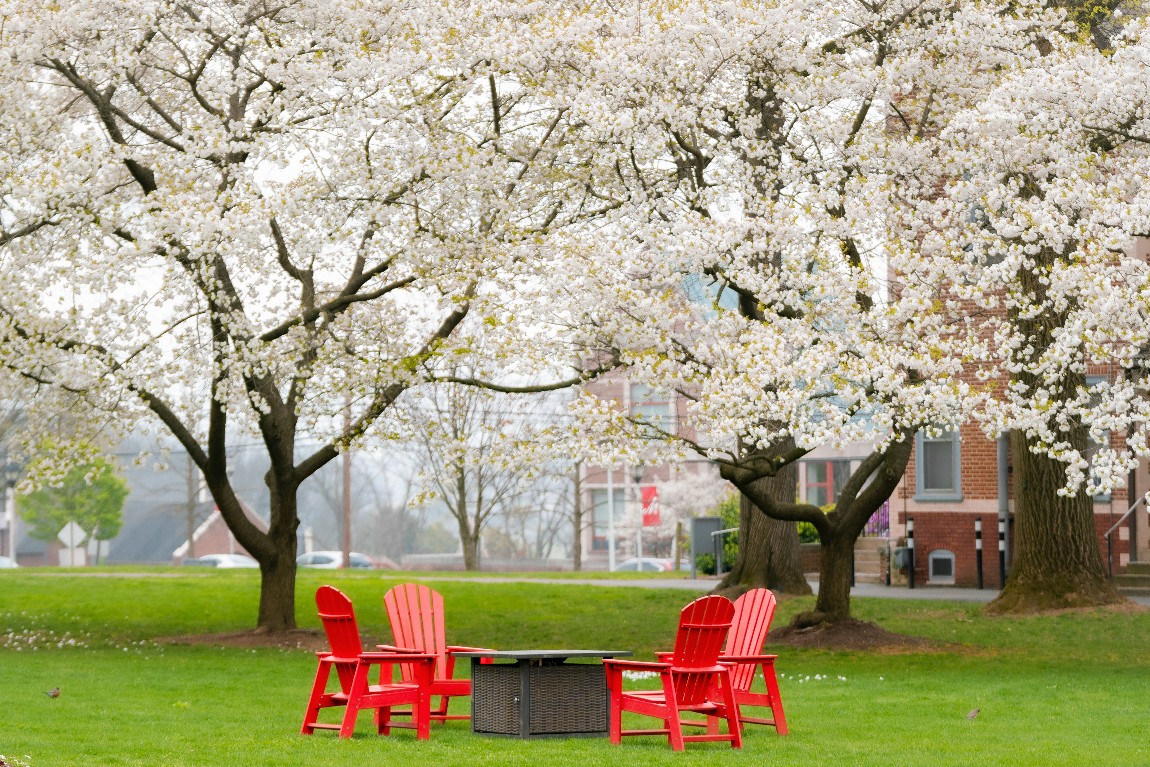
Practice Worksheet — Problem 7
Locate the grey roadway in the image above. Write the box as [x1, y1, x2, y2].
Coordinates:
[431, 574, 1150, 606]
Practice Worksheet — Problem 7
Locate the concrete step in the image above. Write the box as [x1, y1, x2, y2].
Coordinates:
[1118, 586, 1150, 598]
[1123, 561, 1150, 576]
[1113, 573, 1150, 588]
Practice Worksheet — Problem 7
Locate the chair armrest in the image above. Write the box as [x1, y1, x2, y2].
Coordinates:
[359, 652, 437, 663]
[375, 644, 421, 653]
[670, 664, 728, 674]
[446, 645, 497, 655]
[719, 654, 779, 664]
[602, 659, 670, 672]
[655, 651, 673, 663]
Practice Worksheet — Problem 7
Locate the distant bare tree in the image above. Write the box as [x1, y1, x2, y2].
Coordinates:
[405, 383, 541, 570]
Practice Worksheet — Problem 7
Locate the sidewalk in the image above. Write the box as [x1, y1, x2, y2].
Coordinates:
[432, 574, 1150, 606]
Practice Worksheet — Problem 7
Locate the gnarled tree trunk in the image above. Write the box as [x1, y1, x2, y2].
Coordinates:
[722, 433, 913, 629]
[716, 462, 811, 598]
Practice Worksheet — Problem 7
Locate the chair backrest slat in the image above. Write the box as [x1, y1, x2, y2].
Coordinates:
[724, 589, 777, 691]
[670, 595, 734, 705]
[384, 583, 449, 681]
[315, 585, 362, 693]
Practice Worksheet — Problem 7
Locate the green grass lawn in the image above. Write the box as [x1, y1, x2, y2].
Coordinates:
[2, 569, 1149, 767]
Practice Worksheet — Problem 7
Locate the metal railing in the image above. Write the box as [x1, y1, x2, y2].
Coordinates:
[711, 527, 738, 577]
[1106, 495, 1147, 579]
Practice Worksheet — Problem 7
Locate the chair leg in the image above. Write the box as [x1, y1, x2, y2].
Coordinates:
[661, 675, 684, 751]
[607, 669, 623, 745]
[375, 706, 392, 735]
[763, 663, 788, 735]
[339, 663, 371, 738]
[301, 663, 331, 735]
[665, 705, 685, 751]
[718, 674, 742, 749]
[432, 695, 450, 720]
[414, 687, 431, 740]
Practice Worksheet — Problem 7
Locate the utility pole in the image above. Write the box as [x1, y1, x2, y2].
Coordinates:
[572, 460, 583, 571]
[606, 467, 616, 572]
[185, 453, 199, 561]
[632, 466, 644, 564]
[341, 400, 353, 569]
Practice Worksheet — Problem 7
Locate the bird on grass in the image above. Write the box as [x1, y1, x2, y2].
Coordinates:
[966, 708, 980, 720]
[44, 687, 60, 698]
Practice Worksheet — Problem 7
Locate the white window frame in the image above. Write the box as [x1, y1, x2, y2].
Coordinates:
[915, 429, 962, 501]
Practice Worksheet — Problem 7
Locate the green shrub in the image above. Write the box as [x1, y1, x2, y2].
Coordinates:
[694, 550, 735, 575]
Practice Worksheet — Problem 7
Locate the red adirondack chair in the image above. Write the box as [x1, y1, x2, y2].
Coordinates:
[378, 583, 494, 725]
[657, 588, 788, 734]
[603, 594, 742, 751]
[301, 585, 436, 739]
[718, 588, 788, 734]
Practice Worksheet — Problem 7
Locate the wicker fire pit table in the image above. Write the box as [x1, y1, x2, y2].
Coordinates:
[453, 649, 632, 739]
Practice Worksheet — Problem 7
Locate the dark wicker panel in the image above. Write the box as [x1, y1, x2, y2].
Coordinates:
[472, 664, 521, 735]
[528, 665, 607, 734]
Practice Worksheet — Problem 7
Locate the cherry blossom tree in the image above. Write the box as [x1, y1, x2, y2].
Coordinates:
[552, 0, 1069, 629]
[918, 20, 1150, 611]
[0, 0, 609, 631]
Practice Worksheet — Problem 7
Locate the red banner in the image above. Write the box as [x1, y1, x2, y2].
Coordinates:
[641, 486, 661, 527]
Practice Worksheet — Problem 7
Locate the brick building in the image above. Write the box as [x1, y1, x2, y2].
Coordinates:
[578, 374, 727, 569]
[890, 239, 1150, 588]
[891, 410, 1146, 589]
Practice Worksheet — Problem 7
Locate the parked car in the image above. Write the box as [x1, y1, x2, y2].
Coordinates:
[614, 557, 673, 572]
[0, 555, 18, 569]
[297, 551, 384, 570]
[182, 553, 259, 569]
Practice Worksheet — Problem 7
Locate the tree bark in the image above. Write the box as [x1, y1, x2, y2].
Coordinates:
[794, 526, 856, 626]
[459, 520, 480, 570]
[716, 461, 811, 597]
[989, 241, 1124, 613]
[245, 475, 301, 633]
[257, 538, 299, 632]
[988, 430, 1122, 612]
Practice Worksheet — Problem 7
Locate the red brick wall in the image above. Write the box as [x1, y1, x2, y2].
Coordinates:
[896, 510, 1129, 587]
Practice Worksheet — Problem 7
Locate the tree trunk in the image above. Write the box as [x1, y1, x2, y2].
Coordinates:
[791, 528, 856, 627]
[572, 461, 583, 571]
[254, 486, 302, 632]
[257, 543, 299, 632]
[988, 431, 1122, 612]
[720, 430, 913, 629]
[717, 463, 811, 597]
[990, 242, 1124, 613]
[459, 521, 480, 570]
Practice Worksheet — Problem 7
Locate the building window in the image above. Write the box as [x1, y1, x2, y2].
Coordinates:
[928, 549, 956, 584]
[590, 488, 626, 551]
[630, 384, 673, 436]
[916, 429, 962, 501]
[803, 460, 853, 507]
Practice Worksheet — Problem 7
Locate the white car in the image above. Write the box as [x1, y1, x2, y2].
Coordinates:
[297, 551, 378, 569]
[0, 555, 18, 569]
[183, 553, 259, 568]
